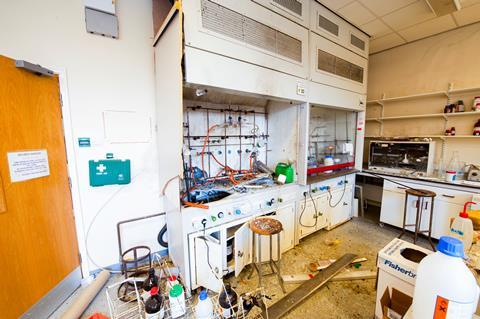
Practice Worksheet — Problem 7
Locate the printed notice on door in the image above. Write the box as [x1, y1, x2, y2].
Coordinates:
[7, 150, 50, 182]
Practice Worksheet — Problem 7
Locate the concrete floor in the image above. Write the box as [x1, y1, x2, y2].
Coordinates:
[50, 218, 432, 319]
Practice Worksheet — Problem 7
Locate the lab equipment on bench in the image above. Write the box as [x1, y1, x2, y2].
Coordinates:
[412, 236, 479, 319]
[449, 202, 476, 253]
[368, 141, 436, 176]
[275, 162, 294, 184]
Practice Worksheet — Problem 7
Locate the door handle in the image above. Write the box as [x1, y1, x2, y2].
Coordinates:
[237, 251, 244, 258]
[442, 194, 455, 199]
[0, 171, 6, 213]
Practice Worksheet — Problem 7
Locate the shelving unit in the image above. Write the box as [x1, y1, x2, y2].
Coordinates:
[365, 135, 480, 139]
[366, 111, 480, 122]
[365, 84, 480, 172]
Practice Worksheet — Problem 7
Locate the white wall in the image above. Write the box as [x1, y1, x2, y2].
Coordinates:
[0, 0, 165, 274]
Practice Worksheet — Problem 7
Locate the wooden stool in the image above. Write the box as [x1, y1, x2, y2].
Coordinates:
[398, 188, 436, 250]
[248, 217, 286, 293]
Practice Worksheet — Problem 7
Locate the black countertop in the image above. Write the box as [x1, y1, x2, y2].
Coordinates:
[307, 169, 359, 185]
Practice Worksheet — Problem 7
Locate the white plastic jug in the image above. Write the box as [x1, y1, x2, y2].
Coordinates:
[412, 236, 479, 319]
[195, 290, 213, 319]
[450, 201, 475, 253]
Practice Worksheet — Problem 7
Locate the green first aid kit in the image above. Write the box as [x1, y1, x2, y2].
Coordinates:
[89, 157, 131, 187]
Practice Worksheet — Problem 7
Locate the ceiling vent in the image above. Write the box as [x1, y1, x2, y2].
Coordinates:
[201, 0, 302, 62]
[272, 0, 303, 16]
[317, 49, 364, 83]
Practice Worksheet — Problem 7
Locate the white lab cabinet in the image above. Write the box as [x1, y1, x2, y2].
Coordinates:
[327, 186, 354, 229]
[252, 0, 310, 28]
[276, 203, 296, 252]
[191, 230, 223, 292]
[310, 32, 368, 95]
[188, 203, 296, 292]
[380, 180, 478, 240]
[183, 0, 309, 79]
[298, 194, 328, 239]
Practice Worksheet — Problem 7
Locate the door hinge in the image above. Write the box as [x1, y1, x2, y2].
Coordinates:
[68, 177, 72, 189]
[78, 252, 82, 263]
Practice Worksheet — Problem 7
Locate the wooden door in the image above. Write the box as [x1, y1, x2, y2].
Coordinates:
[0, 55, 80, 319]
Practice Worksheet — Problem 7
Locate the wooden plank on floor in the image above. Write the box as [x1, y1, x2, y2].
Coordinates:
[267, 253, 357, 319]
[282, 270, 377, 284]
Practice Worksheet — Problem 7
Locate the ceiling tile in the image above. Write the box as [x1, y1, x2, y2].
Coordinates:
[338, 1, 376, 26]
[382, 1, 436, 30]
[361, 19, 393, 38]
[453, 3, 480, 25]
[317, 0, 354, 11]
[398, 14, 457, 41]
[358, 0, 417, 16]
[369, 32, 406, 53]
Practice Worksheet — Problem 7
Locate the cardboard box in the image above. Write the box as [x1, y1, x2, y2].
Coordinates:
[375, 238, 433, 319]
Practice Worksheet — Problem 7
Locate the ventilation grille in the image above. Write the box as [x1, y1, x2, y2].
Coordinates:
[317, 49, 363, 83]
[273, 0, 302, 16]
[318, 15, 339, 36]
[350, 34, 365, 51]
[201, 0, 302, 62]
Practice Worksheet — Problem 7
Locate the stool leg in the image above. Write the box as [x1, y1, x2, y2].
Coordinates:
[275, 233, 286, 293]
[269, 235, 275, 273]
[428, 199, 436, 251]
[248, 231, 256, 280]
[398, 194, 409, 239]
[413, 197, 422, 244]
[257, 234, 263, 288]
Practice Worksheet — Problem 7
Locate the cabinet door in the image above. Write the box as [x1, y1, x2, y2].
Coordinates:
[194, 234, 223, 292]
[298, 199, 319, 239]
[380, 189, 405, 228]
[234, 222, 252, 276]
[314, 195, 329, 230]
[276, 203, 296, 253]
[328, 187, 353, 227]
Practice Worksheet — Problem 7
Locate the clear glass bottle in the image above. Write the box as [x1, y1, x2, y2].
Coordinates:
[446, 151, 461, 182]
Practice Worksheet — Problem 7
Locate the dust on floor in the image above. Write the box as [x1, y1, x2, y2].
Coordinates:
[50, 218, 432, 319]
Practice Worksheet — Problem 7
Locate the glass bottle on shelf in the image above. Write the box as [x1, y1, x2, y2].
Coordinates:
[445, 151, 461, 182]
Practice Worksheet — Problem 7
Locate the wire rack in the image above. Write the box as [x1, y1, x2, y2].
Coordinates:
[105, 254, 268, 319]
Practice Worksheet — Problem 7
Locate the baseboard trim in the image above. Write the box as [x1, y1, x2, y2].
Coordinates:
[20, 267, 82, 319]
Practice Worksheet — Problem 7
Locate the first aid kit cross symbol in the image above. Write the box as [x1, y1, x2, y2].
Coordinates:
[96, 164, 107, 173]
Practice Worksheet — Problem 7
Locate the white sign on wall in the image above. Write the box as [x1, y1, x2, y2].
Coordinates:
[7, 150, 50, 182]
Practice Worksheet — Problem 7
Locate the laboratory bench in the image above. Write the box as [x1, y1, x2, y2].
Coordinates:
[356, 169, 480, 240]
[358, 169, 480, 191]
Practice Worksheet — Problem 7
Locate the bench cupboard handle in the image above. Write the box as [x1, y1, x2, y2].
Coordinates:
[442, 194, 455, 199]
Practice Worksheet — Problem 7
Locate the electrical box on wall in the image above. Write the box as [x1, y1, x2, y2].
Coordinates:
[84, 0, 118, 39]
[89, 155, 131, 187]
